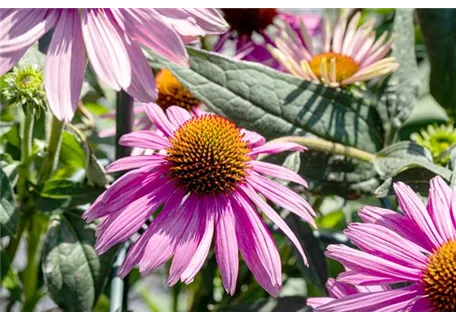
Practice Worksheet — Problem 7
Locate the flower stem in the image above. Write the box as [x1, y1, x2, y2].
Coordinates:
[109, 90, 134, 312]
[17, 107, 35, 203]
[38, 116, 64, 184]
[265, 136, 376, 163]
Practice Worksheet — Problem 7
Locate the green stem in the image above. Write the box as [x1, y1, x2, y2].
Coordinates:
[38, 116, 64, 184]
[17, 107, 35, 202]
[5, 214, 26, 260]
[109, 242, 130, 312]
[265, 136, 376, 163]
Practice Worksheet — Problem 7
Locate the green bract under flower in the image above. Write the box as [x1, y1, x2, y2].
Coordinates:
[411, 124, 456, 165]
[2, 65, 47, 114]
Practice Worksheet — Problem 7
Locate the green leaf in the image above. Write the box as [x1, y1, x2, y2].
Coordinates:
[287, 214, 327, 291]
[42, 212, 114, 311]
[375, 167, 443, 197]
[378, 9, 419, 144]
[59, 130, 86, 171]
[33, 180, 104, 213]
[299, 151, 379, 197]
[1, 250, 22, 302]
[449, 147, 456, 187]
[147, 47, 384, 153]
[0, 168, 18, 237]
[417, 9, 456, 118]
[374, 141, 451, 179]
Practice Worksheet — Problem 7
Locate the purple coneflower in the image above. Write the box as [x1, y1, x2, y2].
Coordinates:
[311, 176, 456, 311]
[214, 9, 321, 68]
[267, 10, 399, 87]
[83, 103, 316, 296]
[0, 9, 228, 122]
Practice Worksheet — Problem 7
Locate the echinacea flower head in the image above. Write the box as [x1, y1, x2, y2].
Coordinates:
[0, 9, 228, 122]
[411, 124, 456, 165]
[312, 176, 456, 311]
[214, 10, 321, 69]
[268, 11, 399, 87]
[84, 103, 316, 296]
[2, 64, 46, 113]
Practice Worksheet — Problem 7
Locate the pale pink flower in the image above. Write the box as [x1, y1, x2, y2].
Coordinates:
[311, 176, 456, 311]
[267, 11, 399, 87]
[83, 103, 316, 296]
[0, 9, 228, 122]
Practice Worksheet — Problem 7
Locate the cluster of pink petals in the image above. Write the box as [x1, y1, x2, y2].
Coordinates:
[310, 176, 455, 311]
[267, 11, 399, 86]
[0, 9, 228, 122]
[83, 103, 316, 296]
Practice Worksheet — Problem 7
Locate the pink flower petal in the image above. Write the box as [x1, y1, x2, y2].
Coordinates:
[45, 9, 85, 122]
[249, 142, 307, 157]
[314, 286, 424, 312]
[232, 192, 282, 297]
[81, 9, 131, 91]
[165, 106, 192, 128]
[118, 188, 186, 277]
[105, 154, 165, 173]
[393, 182, 444, 247]
[156, 9, 228, 34]
[240, 129, 266, 148]
[215, 196, 239, 295]
[247, 172, 316, 225]
[250, 160, 308, 187]
[119, 130, 171, 150]
[94, 177, 175, 254]
[427, 176, 455, 240]
[114, 9, 188, 67]
[345, 223, 427, 269]
[144, 103, 176, 137]
[326, 245, 422, 285]
[358, 205, 433, 252]
[239, 184, 308, 266]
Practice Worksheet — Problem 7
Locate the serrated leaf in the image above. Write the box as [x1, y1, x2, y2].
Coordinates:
[417, 9, 456, 118]
[42, 213, 114, 311]
[0, 168, 18, 237]
[33, 180, 104, 213]
[147, 47, 384, 153]
[378, 9, 419, 143]
[373, 141, 451, 182]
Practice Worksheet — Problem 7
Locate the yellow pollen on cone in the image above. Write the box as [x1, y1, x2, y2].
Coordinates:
[156, 69, 200, 111]
[309, 52, 360, 84]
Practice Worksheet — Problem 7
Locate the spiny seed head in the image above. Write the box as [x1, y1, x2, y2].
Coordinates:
[309, 52, 360, 83]
[166, 115, 251, 195]
[2, 64, 47, 115]
[156, 69, 200, 111]
[422, 239, 456, 312]
[222, 9, 277, 35]
[411, 124, 456, 165]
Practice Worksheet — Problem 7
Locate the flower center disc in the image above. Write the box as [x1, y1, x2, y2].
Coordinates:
[156, 69, 200, 111]
[222, 9, 277, 35]
[309, 52, 360, 83]
[166, 115, 251, 195]
[422, 240, 456, 311]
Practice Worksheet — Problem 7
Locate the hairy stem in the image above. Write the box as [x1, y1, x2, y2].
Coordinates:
[17, 107, 35, 203]
[38, 116, 64, 183]
[265, 136, 376, 163]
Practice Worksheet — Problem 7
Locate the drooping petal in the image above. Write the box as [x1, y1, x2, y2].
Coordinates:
[105, 154, 165, 173]
[113, 9, 188, 67]
[118, 188, 186, 277]
[119, 130, 171, 150]
[232, 192, 282, 297]
[239, 184, 308, 266]
[250, 160, 308, 187]
[81, 9, 131, 91]
[249, 142, 307, 157]
[45, 9, 86, 122]
[215, 197, 239, 295]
